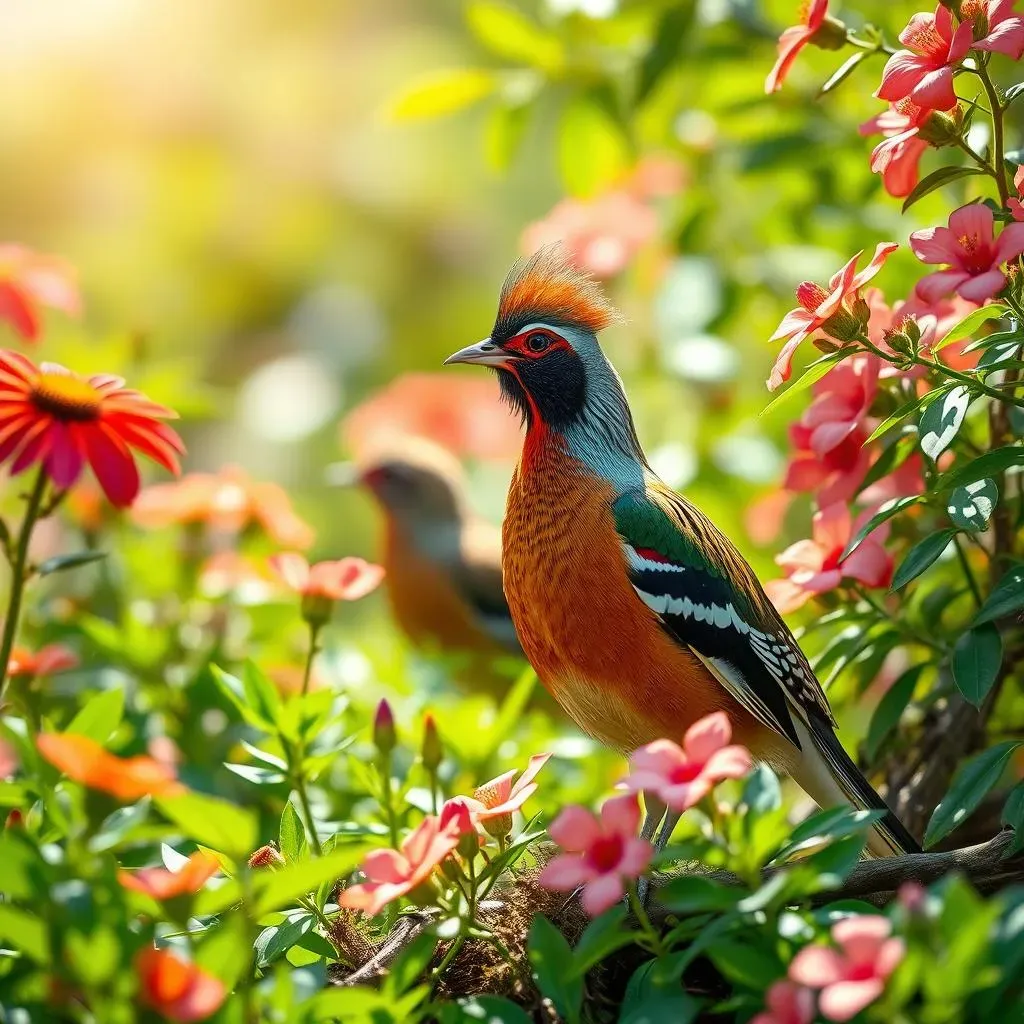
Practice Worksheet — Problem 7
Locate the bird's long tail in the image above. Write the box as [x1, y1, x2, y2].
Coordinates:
[793, 714, 921, 857]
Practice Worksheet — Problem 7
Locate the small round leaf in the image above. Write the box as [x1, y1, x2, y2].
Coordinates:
[947, 478, 998, 532]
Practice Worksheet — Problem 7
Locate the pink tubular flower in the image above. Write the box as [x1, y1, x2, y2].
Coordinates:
[1009, 167, 1024, 222]
[270, 553, 384, 602]
[539, 794, 653, 916]
[859, 102, 935, 198]
[766, 504, 893, 614]
[0, 245, 80, 342]
[339, 808, 472, 917]
[752, 980, 816, 1024]
[765, 0, 831, 94]
[784, 425, 871, 507]
[911, 203, 1024, 304]
[768, 243, 898, 391]
[789, 915, 905, 1022]
[462, 753, 551, 838]
[621, 712, 752, 812]
[966, 0, 1024, 58]
[798, 356, 879, 459]
[876, 7, 973, 111]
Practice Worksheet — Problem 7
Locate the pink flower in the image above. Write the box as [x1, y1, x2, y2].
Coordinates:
[859, 101, 934, 198]
[0, 244, 80, 342]
[752, 981, 816, 1024]
[539, 794, 653, 916]
[784, 426, 871, 507]
[621, 712, 752, 811]
[768, 243, 898, 391]
[789, 915, 905, 1022]
[765, 0, 830, 94]
[799, 355, 879, 458]
[0, 739, 16, 779]
[877, 7, 973, 110]
[766, 504, 893, 614]
[118, 851, 220, 900]
[1009, 166, 1024, 222]
[967, 0, 1024, 58]
[270, 553, 384, 602]
[521, 191, 658, 279]
[461, 753, 551, 838]
[7, 643, 78, 679]
[339, 805, 473, 917]
[911, 203, 1024, 303]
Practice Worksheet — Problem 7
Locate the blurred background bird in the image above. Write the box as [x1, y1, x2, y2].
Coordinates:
[445, 246, 920, 858]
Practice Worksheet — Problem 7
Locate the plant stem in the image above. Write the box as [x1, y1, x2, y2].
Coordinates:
[953, 136, 998, 179]
[852, 585, 947, 654]
[0, 468, 48, 703]
[295, 773, 324, 856]
[913, 355, 1024, 409]
[432, 931, 466, 986]
[297, 894, 335, 936]
[629, 886, 668, 958]
[952, 535, 984, 608]
[379, 751, 400, 848]
[301, 624, 321, 698]
[977, 62, 1010, 206]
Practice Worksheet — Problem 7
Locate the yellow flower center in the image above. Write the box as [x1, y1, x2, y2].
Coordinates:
[958, 233, 980, 255]
[31, 373, 103, 422]
[904, 21, 944, 56]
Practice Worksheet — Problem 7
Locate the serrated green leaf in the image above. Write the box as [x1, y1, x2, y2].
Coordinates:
[866, 664, 927, 761]
[891, 528, 956, 591]
[973, 563, 1024, 625]
[933, 304, 1008, 351]
[952, 623, 1002, 707]
[925, 741, 1022, 847]
[841, 495, 925, 560]
[919, 385, 971, 460]
[941, 446, 1024, 491]
[902, 166, 986, 212]
[947, 478, 998, 531]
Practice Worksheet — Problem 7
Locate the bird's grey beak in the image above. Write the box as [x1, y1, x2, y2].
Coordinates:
[324, 461, 360, 487]
[443, 338, 511, 367]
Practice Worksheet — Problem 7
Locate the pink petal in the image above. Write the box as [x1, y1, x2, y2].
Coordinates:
[909, 225, 966, 267]
[581, 873, 625, 916]
[874, 937, 906, 978]
[44, 422, 86, 489]
[849, 242, 899, 291]
[881, 138, 927, 198]
[361, 848, 410, 885]
[83, 424, 140, 507]
[629, 738, 686, 778]
[909, 66, 957, 111]
[776, 539, 827, 574]
[809, 419, 859, 457]
[824, 251, 864, 310]
[0, 282, 39, 340]
[662, 778, 712, 810]
[548, 805, 601, 853]
[876, 51, 929, 103]
[993, 221, 1024, 264]
[915, 270, 972, 303]
[957, 270, 1006, 304]
[975, 18, 1024, 57]
[765, 26, 813, 94]
[599, 793, 641, 837]
[617, 837, 654, 877]
[813, 502, 852, 552]
[832, 914, 890, 953]
[819, 979, 884, 1022]
[702, 745, 754, 781]
[769, 307, 816, 343]
[768, 334, 807, 392]
[789, 945, 847, 987]
[269, 552, 310, 593]
[539, 853, 593, 890]
[948, 203, 995, 247]
[683, 711, 731, 762]
[841, 540, 892, 588]
[510, 752, 552, 799]
[765, 577, 814, 614]
[946, 18, 974, 62]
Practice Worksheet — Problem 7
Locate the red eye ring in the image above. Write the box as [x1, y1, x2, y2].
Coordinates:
[526, 332, 551, 353]
[508, 327, 564, 358]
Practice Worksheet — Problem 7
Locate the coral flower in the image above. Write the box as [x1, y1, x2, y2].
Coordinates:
[765, 0, 838, 93]
[768, 243, 898, 391]
[766, 504, 893, 614]
[539, 794, 653, 916]
[37, 733, 185, 801]
[136, 948, 226, 1023]
[270, 553, 384, 602]
[0, 352, 183, 507]
[911, 203, 1024, 303]
[877, 6, 973, 110]
[789, 915, 905, 1022]
[859, 101, 938, 198]
[1010, 166, 1024, 222]
[7, 643, 78, 679]
[0, 739, 16, 779]
[119, 851, 220, 900]
[340, 803, 473, 917]
[133, 465, 314, 549]
[622, 712, 752, 811]
[965, 0, 1024, 58]
[0, 244, 80, 342]
[752, 980, 816, 1024]
[461, 753, 551, 838]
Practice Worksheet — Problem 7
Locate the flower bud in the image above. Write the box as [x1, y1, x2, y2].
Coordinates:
[300, 592, 334, 629]
[813, 338, 842, 354]
[480, 812, 514, 841]
[883, 315, 921, 359]
[248, 844, 286, 870]
[820, 306, 864, 342]
[918, 106, 964, 148]
[373, 699, 396, 757]
[809, 14, 848, 49]
[406, 880, 439, 907]
[457, 829, 480, 859]
[421, 713, 442, 773]
[5, 809, 24, 830]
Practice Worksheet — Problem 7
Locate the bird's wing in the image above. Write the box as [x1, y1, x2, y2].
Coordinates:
[612, 482, 834, 750]
[453, 521, 523, 654]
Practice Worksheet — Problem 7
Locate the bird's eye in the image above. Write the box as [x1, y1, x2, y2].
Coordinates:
[526, 332, 551, 353]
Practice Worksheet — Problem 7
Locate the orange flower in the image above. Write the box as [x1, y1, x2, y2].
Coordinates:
[119, 852, 219, 900]
[37, 733, 185, 801]
[461, 753, 551, 839]
[270, 553, 384, 602]
[0, 244, 80, 342]
[7, 643, 78, 679]
[133, 465, 314, 548]
[136, 948, 226, 1023]
[0, 352, 183, 506]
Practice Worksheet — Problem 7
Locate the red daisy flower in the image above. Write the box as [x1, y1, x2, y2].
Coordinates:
[0, 351, 184, 507]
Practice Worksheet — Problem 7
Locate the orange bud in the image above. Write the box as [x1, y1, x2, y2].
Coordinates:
[248, 844, 286, 870]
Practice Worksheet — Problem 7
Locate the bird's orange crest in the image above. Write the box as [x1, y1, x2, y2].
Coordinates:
[494, 245, 622, 339]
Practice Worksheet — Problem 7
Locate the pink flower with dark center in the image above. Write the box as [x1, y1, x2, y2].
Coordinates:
[766, 504, 893, 614]
[964, 0, 1024, 58]
[859, 101, 934, 198]
[768, 243, 898, 391]
[461, 753, 551, 838]
[752, 980, 816, 1024]
[789, 915, 905, 1022]
[539, 794, 653, 916]
[910, 203, 1024, 303]
[270, 553, 384, 602]
[621, 712, 752, 811]
[877, 7, 973, 110]
[765, 0, 831, 93]
[784, 425, 872, 507]
[0, 244, 80, 342]
[798, 355, 879, 458]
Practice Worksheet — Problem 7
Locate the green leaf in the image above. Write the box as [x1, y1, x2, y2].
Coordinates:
[209, 665, 274, 732]
[484, 94, 534, 172]
[0, 904, 48, 962]
[528, 915, 582, 1024]
[636, 2, 696, 105]
[760, 352, 847, 418]
[1005, 83, 1024, 108]
[37, 550, 106, 576]
[657, 876, 740, 914]
[389, 69, 495, 121]
[977, 340, 1021, 372]
[947, 478, 998, 532]
[570, 906, 635, 977]
[156, 792, 258, 860]
[279, 800, 304, 861]
[952, 624, 1003, 707]
[1000, 781, 1024, 856]
[857, 433, 916, 495]
[255, 914, 315, 969]
[866, 664, 927, 761]
[707, 939, 781, 990]
[466, 1, 562, 70]
[90, 796, 151, 852]
[865, 383, 954, 444]
[841, 495, 925, 560]
[384, 930, 439, 995]
[973, 563, 1024, 625]
[925, 741, 1022, 847]
[902, 166, 987, 212]
[241, 660, 282, 728]
[818, 50, 870, 96]
[65, 688, 124, 744]
[776, 805, 886, 861]
[890, 528, 956, 591]
[961, 327, 1023, 355]
[940, 446, 1024, 491]
[437, 996, 534, 1024]
[919, 385, 971, 460]
[620, 995, 700, 1024]
[557, 92, 630, 198]
[933, 304, 1008, 351]
[253, 845, 367, 915]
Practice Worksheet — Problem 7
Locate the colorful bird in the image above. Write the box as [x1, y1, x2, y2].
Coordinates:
[444, 246, 919, 858]
[328, 439, 523, 666]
